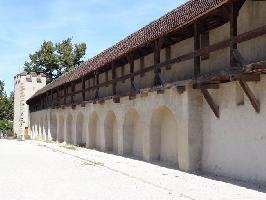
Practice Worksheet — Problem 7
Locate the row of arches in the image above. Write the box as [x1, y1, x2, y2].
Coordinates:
[32, 106, 179, 167]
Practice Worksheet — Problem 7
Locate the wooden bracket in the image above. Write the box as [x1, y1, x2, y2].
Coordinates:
[98, 99, 105, 105]
[230, 73, 260, 82]
[71, 104, 76, 109]
[113, 96, 120, 103]
[129, 94, 136, 100]
[201, 88, 220, 118]
[176, 86, 186, 94]
[232, 49, 246, 68]
[239, 81, 260, 113]
[157, 88, 165, 94]
[193, 83, 220, 89]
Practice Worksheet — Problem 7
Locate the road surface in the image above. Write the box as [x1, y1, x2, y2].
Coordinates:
[0, 139, 265, 200]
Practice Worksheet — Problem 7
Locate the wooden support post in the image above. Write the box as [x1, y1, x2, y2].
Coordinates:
[71, 82, 75, 105]
[112, 63, 117, 96]
[94, 71, 99, 101]
[57, 87, 60, 106]
[51, 90, 54, 108]
[126, 54, 137, 98]
[230, 2, 238, 68]
[154, 39, 165, 86]
[82, 77, 86, 102]
[45, 92, 48, 108]
[194, 22, 200, 78]
[165, 46, 171, 70]
[140, 57, 145, 77]
[239, 81, 260, 113]
[112, 63, 120, 103]
[201, 88, 219, 118]
[40, 95, 43, 109]
[64, 85, 66, 105]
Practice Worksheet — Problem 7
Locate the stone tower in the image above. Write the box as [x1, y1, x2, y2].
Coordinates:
[13, 72, 46, 139]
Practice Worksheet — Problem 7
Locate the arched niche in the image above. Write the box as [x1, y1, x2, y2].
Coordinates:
[149, 106, 179, 167]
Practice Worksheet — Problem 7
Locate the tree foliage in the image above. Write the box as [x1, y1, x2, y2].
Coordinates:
[24, 38, 87, 83]
[0, 80, 13, 133]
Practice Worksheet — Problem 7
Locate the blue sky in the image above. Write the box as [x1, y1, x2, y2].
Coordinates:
[0, 0, 185, 95]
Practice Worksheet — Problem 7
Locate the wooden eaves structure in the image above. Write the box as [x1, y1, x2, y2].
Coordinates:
[27, 0, 266, 118]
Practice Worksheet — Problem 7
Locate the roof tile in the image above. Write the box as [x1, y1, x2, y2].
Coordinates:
[29, 0, 229, 100]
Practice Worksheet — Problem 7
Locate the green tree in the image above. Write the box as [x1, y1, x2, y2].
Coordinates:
[0, 80, 6, 96]
[24, 38, 87, 83]
[0, 80, 13, 135]
[9, 91, 14, 104]
[0, 96, 13, 121]
[0, 120, 13, 136]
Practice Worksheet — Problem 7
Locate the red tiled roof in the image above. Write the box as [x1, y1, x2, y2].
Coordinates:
[29, 0, 229, 101]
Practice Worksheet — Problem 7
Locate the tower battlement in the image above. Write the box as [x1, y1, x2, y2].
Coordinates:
[13, 71, 46, 138]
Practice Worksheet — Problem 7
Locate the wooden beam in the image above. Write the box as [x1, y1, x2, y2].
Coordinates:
[230, 2, 238, 68]
[57, 87, 60, 106]
[194, 22, 201, 77]
[112, 63, 117, 96]
[154, 39, 165, 86]
[82, 77, 86, 101]
[140, 57, 145, 77]
[230, 73, 260, 82]
[71, 82, 75, 104]
[176, 86, 186, 94]
[165, 46, 171, 70]
[201, 88, 219, 118]
[98, 99, 105, 105]
[113, 96, 120, 103]
[193, 83, 220, 89]
[63, 85, 67, 105]
[45, 92, 48, 108]
[126, 53, 137, 97]
[235, 24, 266, 44]
[232, 49, 245, 68]
[239, 81, 260, 113]
[51, 89, 54, 107]
[94, 71, 99, 101]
